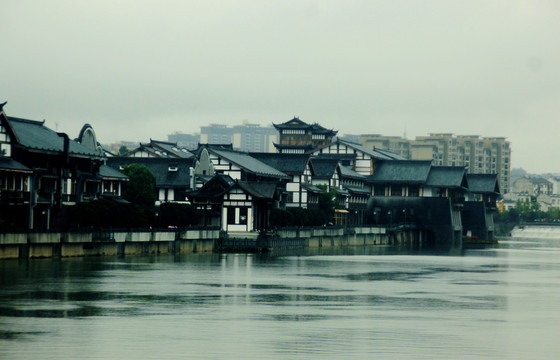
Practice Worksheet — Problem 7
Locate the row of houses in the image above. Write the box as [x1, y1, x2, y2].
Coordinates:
[0, 103, 127, 230]
[1, 106, 500, 244]
[107, 118, 500, 243]
[512, 176, 555, 196]
[498, 176, 560, 212]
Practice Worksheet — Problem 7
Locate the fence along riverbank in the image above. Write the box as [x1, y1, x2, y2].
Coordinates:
[0, 226, 427, 260]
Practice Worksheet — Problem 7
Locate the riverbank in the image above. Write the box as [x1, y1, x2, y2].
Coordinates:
[0, 229, 219, 260]
[0, 226, 425, 260]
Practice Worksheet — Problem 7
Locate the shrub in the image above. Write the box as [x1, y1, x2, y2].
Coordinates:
[158, 203, 200, 227]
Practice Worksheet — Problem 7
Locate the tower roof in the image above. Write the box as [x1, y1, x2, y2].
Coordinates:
[273, 117, 338, 136]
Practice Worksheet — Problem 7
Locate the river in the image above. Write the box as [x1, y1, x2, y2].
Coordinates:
[1, 229, 560, 359]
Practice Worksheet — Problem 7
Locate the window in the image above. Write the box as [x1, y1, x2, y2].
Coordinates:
[239, 207, 248, 225]
[408, 186, 419, 197]
[390, 185, 402, 196]
[227, 207, 235, 224]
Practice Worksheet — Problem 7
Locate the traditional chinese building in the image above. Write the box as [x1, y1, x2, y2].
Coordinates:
[273, 117, 337, 154]
[0, 102, 125, 230]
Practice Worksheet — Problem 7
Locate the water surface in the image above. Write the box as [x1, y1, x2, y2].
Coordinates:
[1, 237, 560, 359]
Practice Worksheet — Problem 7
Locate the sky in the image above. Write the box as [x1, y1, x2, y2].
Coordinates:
[2, 1, 559, 173]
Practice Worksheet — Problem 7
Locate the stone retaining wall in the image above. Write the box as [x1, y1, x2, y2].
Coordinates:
[0, 226, 422, 260]
[0, 229, 220, 259]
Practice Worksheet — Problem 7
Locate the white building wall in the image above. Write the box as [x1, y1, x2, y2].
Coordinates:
[354, 159, 371, 175]
[132, 150, 156, 158]
[210, 155, 242, 180]
[286, 182, 299, 192]
[422, 187, 434, 197]
[548, 178, 560, 195]
[232, 133, 241, 149]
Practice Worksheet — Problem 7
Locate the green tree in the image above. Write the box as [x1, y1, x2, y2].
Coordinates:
[122, 164, 156, 208]
[269, 208, 290, 227]
[69, 200, 151, 228]
[506, 208, 520, 223]
[118, 146, 129, 156]
[317, 184, 337, 225]
[268, 186, 339, 228]
[546, 207, 560, 221]
[514, 197, 543, 222]
[287, 208, 310, 226]
[159, 203, 200, 227]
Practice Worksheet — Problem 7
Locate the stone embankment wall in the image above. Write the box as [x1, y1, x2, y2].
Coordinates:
[0, 226, 422, 260]
[277, 227, 421, 248]
[0, 229, 219, 260]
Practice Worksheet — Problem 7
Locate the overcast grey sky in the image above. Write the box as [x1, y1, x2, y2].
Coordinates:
[2, 1, 559, 173]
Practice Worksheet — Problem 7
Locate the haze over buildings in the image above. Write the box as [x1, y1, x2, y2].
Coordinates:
[2, 1, 559, 173]
[155, 119, 513, 191]
[360, 134, 511, 193]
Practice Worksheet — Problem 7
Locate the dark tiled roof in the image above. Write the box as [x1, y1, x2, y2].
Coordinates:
[272, 143, 314, 151]
[335, 187, 349, 195]
[367, 160, 432, 183]
[301, 183, 323, 193]
[249, 153, 310, 174]
[344, 185, 370, 194]
[272, 117, 337, 136]
[314, 153, 357, 161]
[98, 165, 128, 180]
[528, 177, 552, 185]
[8, 117, 104, 158]
[106, 157, 193, 188]
[336, 139, 405, 160]
[425, 166, 468, 188]
[237, 182, 277, 199]
[187, 174, 235, 199]
[0, 158, 32, 172]
[129, 141, 194, 159]
[273, 117, 311, 130]
[310, 158, 339, 178]
[373, 147, 407, 160]
[150, 140, 194, 158]
[210, 149, 289, 179]
[191, 144, 233, 158]
[467, 174, 500, 194]
[310, 123, 337, 136]
[339, 165, 365, 180]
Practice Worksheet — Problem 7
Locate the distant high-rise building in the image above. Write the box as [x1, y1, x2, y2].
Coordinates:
[199, 122, 277, 152]
[200, 124, 233, 145]
[360, 134, 411, 159]
[360, 133, 511, 193]
[232, 123, 278, 153]
[167, 132, 200, 150]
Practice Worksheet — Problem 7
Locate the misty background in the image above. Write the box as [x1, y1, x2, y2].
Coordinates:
[2, 0, 559, 173]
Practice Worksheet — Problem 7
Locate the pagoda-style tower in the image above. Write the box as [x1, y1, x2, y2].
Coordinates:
[273, 117, 337, 154]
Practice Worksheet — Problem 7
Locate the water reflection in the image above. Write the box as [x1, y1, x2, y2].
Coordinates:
[1, 239, 560, 359]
